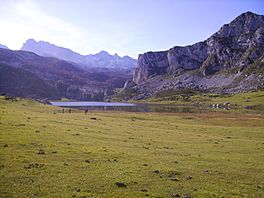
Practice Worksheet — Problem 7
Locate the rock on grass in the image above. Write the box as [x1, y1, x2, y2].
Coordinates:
[170, 178, 179, 181]
[37, 149, 45, 155]
[115, 182, 127, 187]
[171, 192, 181, 197]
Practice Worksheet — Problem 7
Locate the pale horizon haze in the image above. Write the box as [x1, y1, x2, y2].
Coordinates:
[0, 0, 264, 58]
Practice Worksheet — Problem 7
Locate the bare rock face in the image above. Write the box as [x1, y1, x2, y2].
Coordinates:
[133, 51, 169, 84]
[201, 12, 264, 75]
[168, 41, 208, 72]
[131, 12, 264, 97]
[123, 80, 137, 90]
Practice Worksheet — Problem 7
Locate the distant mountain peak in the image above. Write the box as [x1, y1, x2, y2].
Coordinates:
[26, 38, 37, 43]
[22, 39, 38, 50]
[21, 39, 136, 69]
[0, 44, 9, 49]
[98, 50, 108, 54]
[97, 50, 110, 56]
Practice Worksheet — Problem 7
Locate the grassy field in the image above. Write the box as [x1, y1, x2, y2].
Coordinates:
[0, 97, 264, 197]
[134, 90, 264, 113]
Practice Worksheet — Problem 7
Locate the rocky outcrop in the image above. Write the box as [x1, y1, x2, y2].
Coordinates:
[133, 51, 169, 83]
[130, 12, 264, 98]
[168, 41, 208, 73]
[134, 12, 264, 83]
[123, 80, 137, 90]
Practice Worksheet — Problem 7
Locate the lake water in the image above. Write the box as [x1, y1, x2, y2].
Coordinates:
[51, 101, 136, 107]
[50, 101, 209, 113]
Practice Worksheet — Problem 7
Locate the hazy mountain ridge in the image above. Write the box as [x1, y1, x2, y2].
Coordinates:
[0, 44, 8, 49]
[21, 39, 136, 69]
[0, 48, 131, 100]
[123, 12, 264, 100]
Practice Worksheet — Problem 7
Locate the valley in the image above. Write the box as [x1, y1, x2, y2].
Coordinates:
[0, 7, 264, 198]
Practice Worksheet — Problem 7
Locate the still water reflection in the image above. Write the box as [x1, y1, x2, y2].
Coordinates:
[50, 101, 209, 113]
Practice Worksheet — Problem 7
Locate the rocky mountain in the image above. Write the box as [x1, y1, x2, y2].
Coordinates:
[0, 44, 8, 49]
[124, 12, 264, 100]
[0, 48, 131, 100]
[21, 39, 136, 69]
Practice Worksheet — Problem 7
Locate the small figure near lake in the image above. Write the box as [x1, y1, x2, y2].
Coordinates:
[69, 108, 71, 114]
[62, 109, 64, 114]
[85, 109, 88, 115]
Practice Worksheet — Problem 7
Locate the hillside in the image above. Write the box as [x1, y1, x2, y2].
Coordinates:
[0, 63, 58, 99]
[0, 48, 131, 100]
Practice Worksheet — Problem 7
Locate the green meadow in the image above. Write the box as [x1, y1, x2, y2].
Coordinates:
[142, 89, 264, 109]
[0, 96, 264, 197]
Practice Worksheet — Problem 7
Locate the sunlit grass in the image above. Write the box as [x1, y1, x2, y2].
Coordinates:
[140, 90, 264, 113]
[0, 97, 264, 197]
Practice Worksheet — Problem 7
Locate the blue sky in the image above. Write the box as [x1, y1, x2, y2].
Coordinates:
[0, 0, 263, 58]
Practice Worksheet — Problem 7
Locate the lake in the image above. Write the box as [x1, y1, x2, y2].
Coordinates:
[50, 101, 209, 113]
[50, 101, 136, 107]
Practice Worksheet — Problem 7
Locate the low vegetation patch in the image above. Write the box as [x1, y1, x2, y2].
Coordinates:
[143, 89, 264, 113]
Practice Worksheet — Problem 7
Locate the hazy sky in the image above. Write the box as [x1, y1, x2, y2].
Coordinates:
[0, 0, 263, 58]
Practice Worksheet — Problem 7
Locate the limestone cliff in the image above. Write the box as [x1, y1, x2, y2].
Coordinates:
[134, 12, 264, 82]
[129, 12, 264, 98]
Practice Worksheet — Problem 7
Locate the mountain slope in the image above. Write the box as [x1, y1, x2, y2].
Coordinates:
[21, 39, 136, 69]
[0, 48, 131, 100]
[126, 12, 264, 100]
[0, 63, 58, 99]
